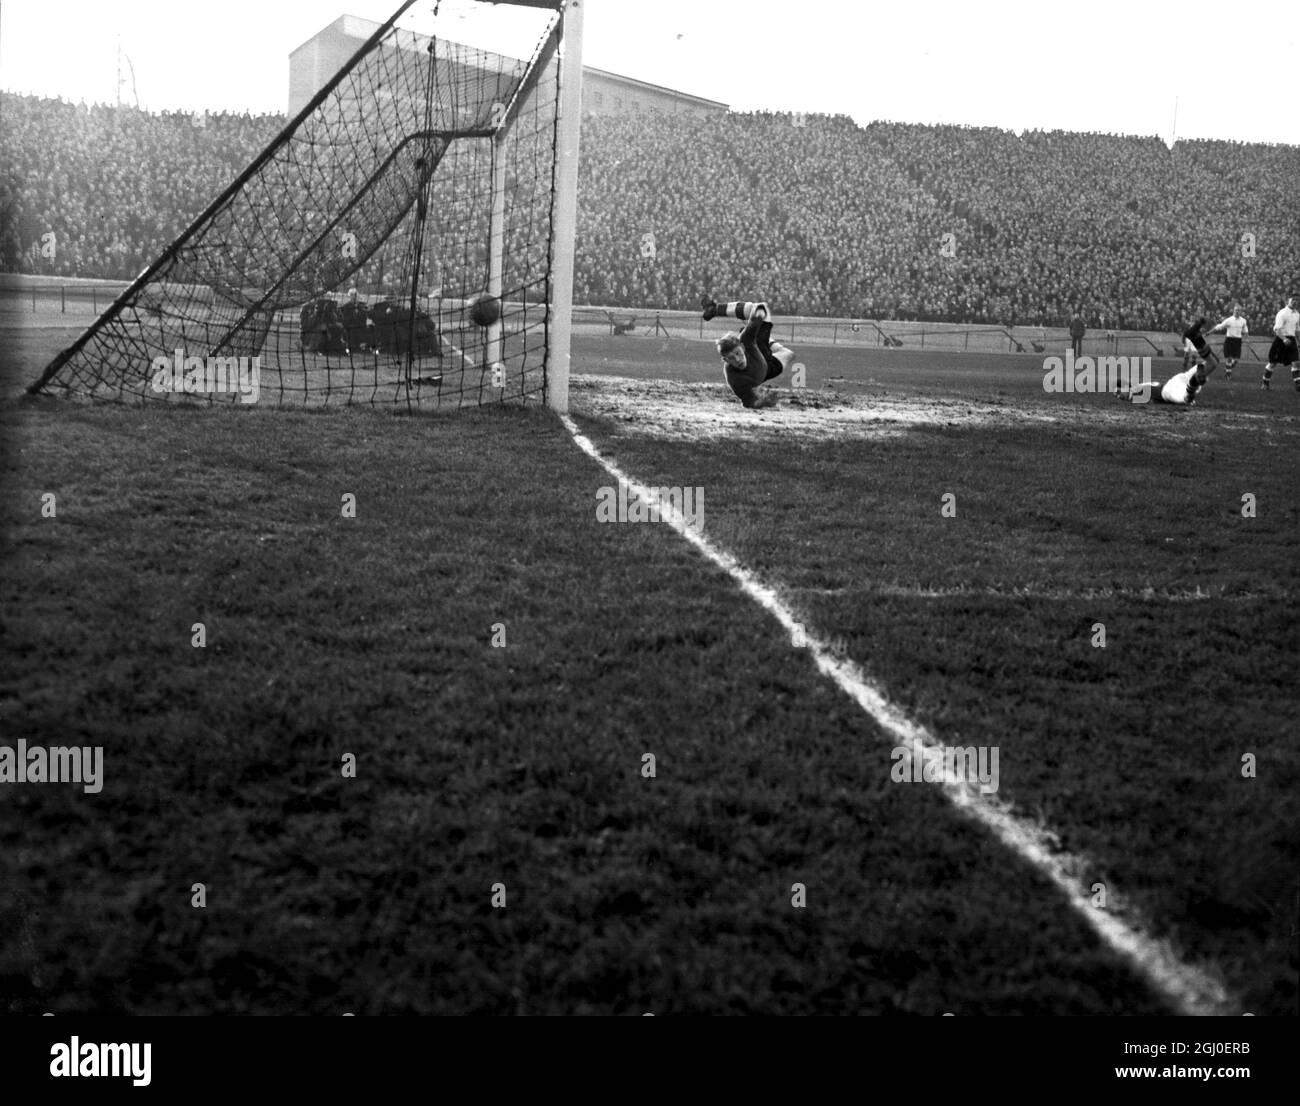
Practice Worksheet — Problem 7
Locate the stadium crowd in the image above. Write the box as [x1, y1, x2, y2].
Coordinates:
[2, 92, 1296, 330]
[0, 96, 283, 285]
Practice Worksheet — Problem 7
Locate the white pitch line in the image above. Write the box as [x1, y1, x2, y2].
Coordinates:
[805, 584, 1264, 602]
[560, 413, 1237, 1017]
[444, 339, 474, 371]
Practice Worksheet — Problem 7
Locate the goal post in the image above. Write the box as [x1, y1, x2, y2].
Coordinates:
[545, 0, 583, 414]
[29, 0, 579, 412]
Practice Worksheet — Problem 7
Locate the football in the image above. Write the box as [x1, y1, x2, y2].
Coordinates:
[468, 293, 501, 328]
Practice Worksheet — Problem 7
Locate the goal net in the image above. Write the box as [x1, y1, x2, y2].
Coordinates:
[29, 0, 577, 410]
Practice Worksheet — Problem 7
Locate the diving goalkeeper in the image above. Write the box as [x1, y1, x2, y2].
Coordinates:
[702, 296, 796, 410]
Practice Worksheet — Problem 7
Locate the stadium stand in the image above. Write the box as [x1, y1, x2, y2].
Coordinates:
[2, 93, 1296, 330]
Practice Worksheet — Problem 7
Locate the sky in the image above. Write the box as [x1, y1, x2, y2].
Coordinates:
[1, 0, 1298, 144]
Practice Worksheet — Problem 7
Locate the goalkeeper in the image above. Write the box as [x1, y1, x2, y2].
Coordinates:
[702, 295, 796, 410]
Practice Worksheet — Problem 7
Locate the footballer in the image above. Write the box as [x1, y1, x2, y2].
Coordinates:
[1115, 361, 1209, 407]
[1209, 305, 1248, 377]
[1260, 294, 1300, 391]
[1180, 316, 1222, 373]
[701, 295, 797, 410]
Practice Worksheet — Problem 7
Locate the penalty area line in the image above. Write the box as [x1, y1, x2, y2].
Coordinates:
[560, 412, 1237, 1017]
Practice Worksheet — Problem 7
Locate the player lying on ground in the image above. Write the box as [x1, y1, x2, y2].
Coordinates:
[1260, 294, 1299, 391]
[1114, 361, 1209, 406]
[1181, 317, 1223, 374]
[701, 296, 797, 409]
[1209, 305, 1248, 377]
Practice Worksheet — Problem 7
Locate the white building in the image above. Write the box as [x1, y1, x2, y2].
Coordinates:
[288, 15, 727, 120]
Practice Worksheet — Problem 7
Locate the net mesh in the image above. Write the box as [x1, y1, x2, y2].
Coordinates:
[31, 1, 563, 409]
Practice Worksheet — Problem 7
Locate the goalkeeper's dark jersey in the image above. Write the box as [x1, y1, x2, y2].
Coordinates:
[722, 309, 785, 408]
[736, 310, 783, 381]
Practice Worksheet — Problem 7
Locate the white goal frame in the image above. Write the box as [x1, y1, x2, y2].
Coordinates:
[485, 0, 583, 413]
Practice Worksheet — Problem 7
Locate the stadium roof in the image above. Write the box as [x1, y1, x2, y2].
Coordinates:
[582, 66, 727, 111]
[290, 16, 728, 112]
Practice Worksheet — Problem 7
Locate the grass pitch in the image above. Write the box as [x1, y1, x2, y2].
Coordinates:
[1, 324, 1296, 1014]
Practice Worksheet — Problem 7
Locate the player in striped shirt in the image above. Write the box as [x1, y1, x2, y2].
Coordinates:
[1260, 295, 1300, 391]
[701, 296, 796, 410]
[1209, 306, 1248, 378]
